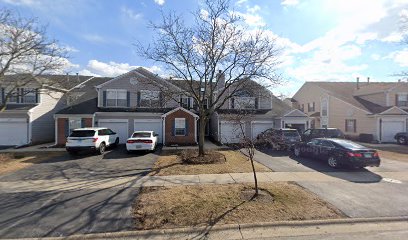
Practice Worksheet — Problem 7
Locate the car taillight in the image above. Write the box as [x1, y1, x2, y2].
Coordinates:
[373, 151, 379, 157]
[347, 152, 362, 157]
[127, 140, 137, 144]
[93, 138, 98, 142]
[140, 140, 153, 144]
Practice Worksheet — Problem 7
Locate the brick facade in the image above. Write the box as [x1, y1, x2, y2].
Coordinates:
[56, 117, 93, 146]
[164, 109, 197, 145]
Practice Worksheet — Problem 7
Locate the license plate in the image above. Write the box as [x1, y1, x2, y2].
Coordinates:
[135, 145, 142, 149]
[363, 153, 372, 158]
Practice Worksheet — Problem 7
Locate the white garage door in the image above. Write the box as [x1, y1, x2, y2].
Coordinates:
[252, 122, 273, 140]
[98, 119, 129, 144]
[220, 122, 244, 144]
[134, 119, 163, 143]
[382, 120, 405, 143]
[0, 118, 28, 146]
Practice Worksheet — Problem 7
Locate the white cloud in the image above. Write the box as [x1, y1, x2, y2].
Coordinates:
[381, 32, 404, 42]
[83, 34, 107, 44]
[63, 45, 79, 53]
[79, 60, 162, 77]
[281, 0, 299, 6]
[154, 0, 165, 6]
[247, 5, 260, 14]
[385, 48, 408, 67]
[371, 53, 381, 60]
[121, 6, 143, 21]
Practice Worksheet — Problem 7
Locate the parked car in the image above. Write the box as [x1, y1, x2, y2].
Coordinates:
[126, 131, 159, 152]
[301, 128, 345, 142]
[394, 132, 408, 145]
[293, 138, 381, 168]
[66, 128, 119, 155]
[256, 128, 301, 150]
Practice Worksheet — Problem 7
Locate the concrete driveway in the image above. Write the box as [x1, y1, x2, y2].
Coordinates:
[0, 145, 158, 238]
[254, 149, 408, 218]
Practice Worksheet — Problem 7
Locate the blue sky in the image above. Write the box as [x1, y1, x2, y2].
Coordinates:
[1, 0, 407, 96]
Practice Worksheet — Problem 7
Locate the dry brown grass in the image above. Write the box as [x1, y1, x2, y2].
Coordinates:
[0, 152, 64, 175]
[133, 183, 344, 230]
[151, 150, 271, 176]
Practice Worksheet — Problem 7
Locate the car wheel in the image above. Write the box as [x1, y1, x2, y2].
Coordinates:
[327, 156, 338, 168]
[294, 146, 301, 157]
[397, 136, 407, 145]
[98, 143, 106, 155]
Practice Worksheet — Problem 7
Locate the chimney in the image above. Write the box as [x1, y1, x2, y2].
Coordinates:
[367, 77, 370, 84]
[398, 79, 401, 82]
[76, 73, 79, 81]
[356, 77, 360, 90]
[216, 70, 225, 89]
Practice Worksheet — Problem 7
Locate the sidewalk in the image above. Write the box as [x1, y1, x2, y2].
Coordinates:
[16, 216, 408, 240]
[0, 142, 65, 153]
[1, 171, 406, 193]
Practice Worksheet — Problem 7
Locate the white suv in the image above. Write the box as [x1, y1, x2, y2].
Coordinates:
[66, 128, 119, 155]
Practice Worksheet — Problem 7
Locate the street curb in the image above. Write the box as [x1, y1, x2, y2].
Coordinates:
[11, 216, 408, 240]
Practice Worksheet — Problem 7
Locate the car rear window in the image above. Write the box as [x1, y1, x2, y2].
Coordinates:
[283, 131, 299, 137]
[327, 129, 343, 137]
[332, 139, 365, 149]
[132, 132, 151, 138]
[70, 130, 95, 137]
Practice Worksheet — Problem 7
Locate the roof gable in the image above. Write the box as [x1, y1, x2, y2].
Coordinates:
[162, 107, 199, 118]
[378, 106, 408, 115]
[284, 109, 308, 117]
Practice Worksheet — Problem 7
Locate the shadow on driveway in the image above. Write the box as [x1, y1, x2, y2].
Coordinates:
[256, 148, 382, 183]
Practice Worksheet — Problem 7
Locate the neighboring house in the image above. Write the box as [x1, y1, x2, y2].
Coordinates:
[291, 78, 408, 143]
[55, 67, 306, 146]
[0, 74, 94, 146]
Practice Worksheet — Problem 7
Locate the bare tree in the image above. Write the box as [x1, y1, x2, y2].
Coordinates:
[0, 8, 68, 111]
[224, 111, 259, 197]
[137, 0, 281, 156]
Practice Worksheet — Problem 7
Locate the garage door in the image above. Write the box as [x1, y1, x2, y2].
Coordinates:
[220, 122, 244, 144]
[98, 119, 129, 144]
[382, 120, 405, 142]
[134, 119, 163, 143]
[0, 118, 28, 146]
[252, 122, 273, 140]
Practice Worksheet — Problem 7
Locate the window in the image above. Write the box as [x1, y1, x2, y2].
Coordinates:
[203, 99, 208, 109]
[175, 118, 186, 136]
[345, 119, 356, 133]
[308, 102, 315, 112]
[70, 130, 95, 137]
[321, 99, 328, 116]
[234, 97, 255, 109]
[321, 140, 334, 148]
[140, 90, 160, 108]
[396, 93, 408, 107]
[132, 132, 152, 138]
[179, 96, 191, 109]
[22, 88, 37, 103]
[8, 90, 19, 103]
[69, 118, 82, 134]
[106, 89, 127, 107]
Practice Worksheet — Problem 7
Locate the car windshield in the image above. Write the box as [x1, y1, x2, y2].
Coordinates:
[132, 132, 151, 138]
[70, 130, 95, 137]
[332, 139, 365, 149]
[283, 131, 299, 137]
[327, 129, 342, 136]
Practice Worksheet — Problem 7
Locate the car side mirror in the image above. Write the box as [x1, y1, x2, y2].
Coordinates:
[112, 132, 116, 135]
[154, 134, 159, 137]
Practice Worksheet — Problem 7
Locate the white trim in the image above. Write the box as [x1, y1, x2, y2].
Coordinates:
[134, 119, 162, 123]
[162, 117, 166, 145]
[251, 120, 274, 124]
[95, 112, 162, 117]
[54, 118, 58, 145]
[161, 106, 199, 118]
[54, 114, 94, 118]
[283, 109, 308, 117]
[27, 112, 32, 144]
[68, 76, 95, 91]
[98, 119, 129, 123]
[96, 69, 145, 89]
[378, 106, 408, 115]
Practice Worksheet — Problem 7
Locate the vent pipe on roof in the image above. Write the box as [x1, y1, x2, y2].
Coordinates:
[76, 73, 79, 81]
[367, 77, 370, 84]
[356, 77, 360, 90]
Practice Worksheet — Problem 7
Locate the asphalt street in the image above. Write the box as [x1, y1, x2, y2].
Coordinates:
[0, 146, 158, 238]
[254, 148, 408, 218]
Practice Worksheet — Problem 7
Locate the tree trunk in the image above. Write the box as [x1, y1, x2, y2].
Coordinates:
[250, 157, 259, 197]
[198, 117, 206, 156]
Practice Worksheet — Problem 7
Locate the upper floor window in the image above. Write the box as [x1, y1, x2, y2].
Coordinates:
[308, 102, 315, 112]
[140, 90, 160, 108]
[233, 96, 256, 109]
[396, 93, 408, 107]
[179, 96, 192, 109]
[106, 89, 127, 107]
[22, 88, 37, 103]
[321, 99, 328, 116]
